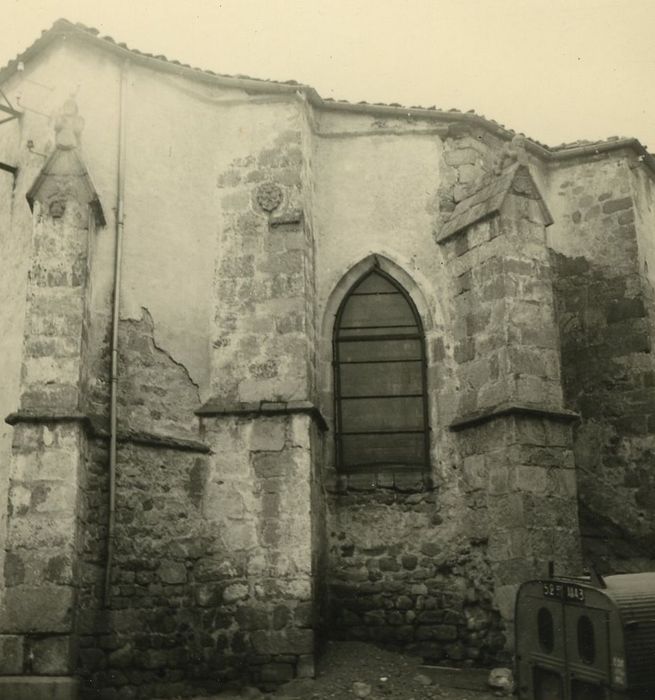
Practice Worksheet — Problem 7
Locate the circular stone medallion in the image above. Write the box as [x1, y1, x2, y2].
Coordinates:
[256, 182, 283, 212]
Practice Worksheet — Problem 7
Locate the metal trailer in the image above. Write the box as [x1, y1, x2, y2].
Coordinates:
[515, 572, 655, 699]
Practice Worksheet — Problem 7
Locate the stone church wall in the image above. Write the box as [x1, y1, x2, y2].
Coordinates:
[548, 154, 655, 572]
[1, 24, 655, 698]
[313, 115, 579, 663]
[76, 420, 319, 698]
[0, 39, 328, 695]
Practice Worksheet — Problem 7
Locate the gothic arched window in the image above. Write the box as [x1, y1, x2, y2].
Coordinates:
[333, 268, 429, 473]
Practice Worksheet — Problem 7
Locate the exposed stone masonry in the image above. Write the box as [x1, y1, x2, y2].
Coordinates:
[438, 163, 581, 625]
[213, 126, 314, 405]
[0, 187, 97, 697]
[116, 311, 201, 442]
[438, 124, 501, 216]
[552, 163, 655, 570]
[3, 37, 655, 699]
[75, 411, 320, 698]
[454, 415, 580, 620]
[327, 484, 506, 666]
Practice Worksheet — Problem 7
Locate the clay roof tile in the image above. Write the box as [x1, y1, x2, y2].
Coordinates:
[1, 17, 652, 169]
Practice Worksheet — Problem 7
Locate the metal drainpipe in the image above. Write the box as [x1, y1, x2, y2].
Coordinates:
[104, 58, 129, 607]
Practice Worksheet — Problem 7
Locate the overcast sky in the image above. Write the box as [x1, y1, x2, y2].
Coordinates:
[3, 0, 655, 149]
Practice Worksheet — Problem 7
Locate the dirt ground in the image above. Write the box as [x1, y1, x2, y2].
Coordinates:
[174, 641, 507, 700]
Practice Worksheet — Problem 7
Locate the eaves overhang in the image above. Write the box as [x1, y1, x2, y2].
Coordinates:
[3, 18, 654, 176]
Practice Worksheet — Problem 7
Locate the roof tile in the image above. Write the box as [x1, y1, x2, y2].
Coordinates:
[0, 17, 650, 166]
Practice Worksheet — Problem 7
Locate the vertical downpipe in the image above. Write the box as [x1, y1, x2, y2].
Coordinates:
[104, 59, 129, 607]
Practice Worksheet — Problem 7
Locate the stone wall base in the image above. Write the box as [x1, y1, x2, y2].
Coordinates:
[0, 676, 79, 700]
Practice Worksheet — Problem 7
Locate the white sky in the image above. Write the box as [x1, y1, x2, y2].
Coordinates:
[2, 0, 655, 149]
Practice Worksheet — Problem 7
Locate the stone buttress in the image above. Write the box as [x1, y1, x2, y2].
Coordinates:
[0, 99, 104, 699]
[194, 125, 326, 686]
[437, 149, 583, 627]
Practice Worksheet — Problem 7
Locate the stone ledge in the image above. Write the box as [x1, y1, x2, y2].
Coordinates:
[0, 676, 79, 700]
[196, 399, 328, 431]
[5, 411, 210, 453]
[269, 209, 303, 227]
[5, 411, 89, 427]
[449, 403, 579, 431]
[94, 426, 211, 453]
[326, 468, 435, 494]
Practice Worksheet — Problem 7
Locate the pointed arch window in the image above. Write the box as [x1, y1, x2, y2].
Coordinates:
[333, 268, 429, 473]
